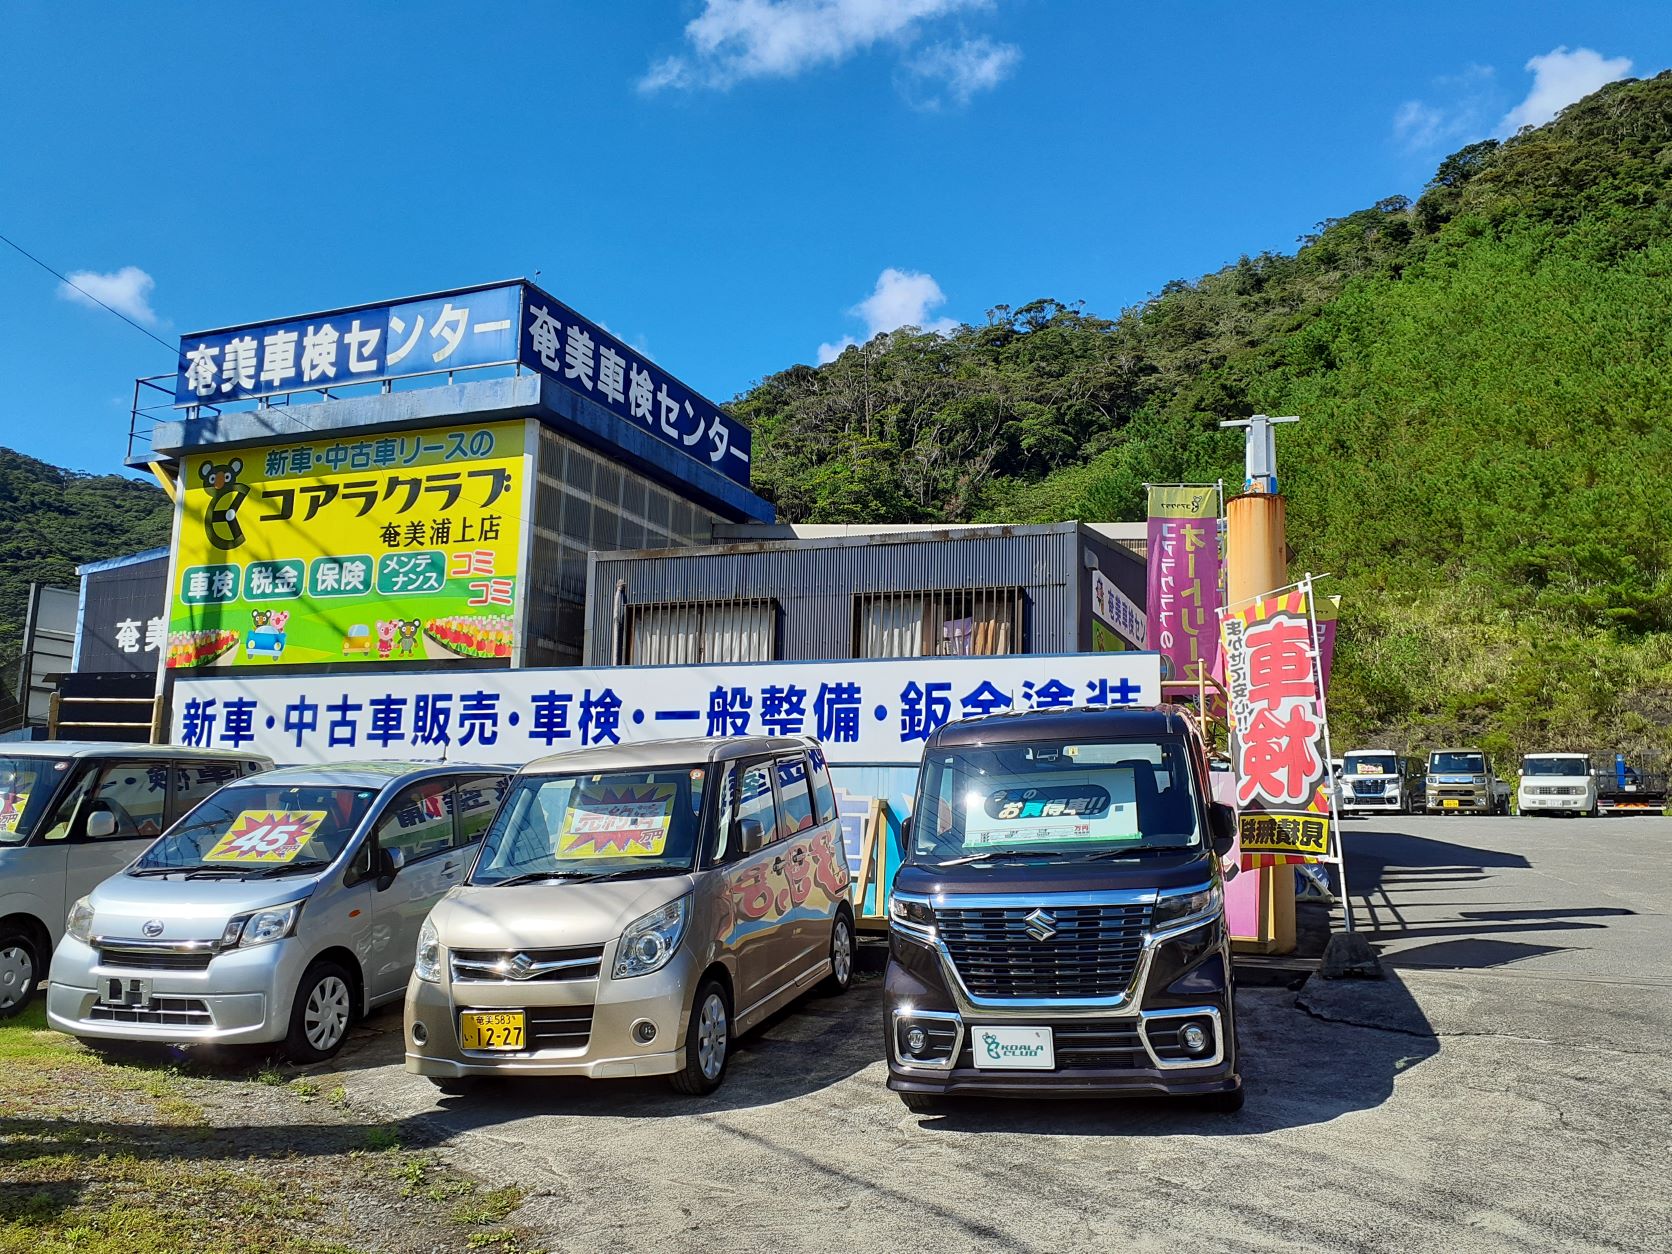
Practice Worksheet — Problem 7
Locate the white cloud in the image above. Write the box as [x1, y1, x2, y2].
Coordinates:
[815, 267, 959, 362]
[639, 0, 995, 93]
[1498, 46, 1631, 135]
[1390, 64, 1495, 152]
[57, 265, 158, 325]
[901, 37, 1019, 108]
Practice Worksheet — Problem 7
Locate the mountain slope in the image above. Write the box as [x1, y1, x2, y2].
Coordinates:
[740, 71, 1672, 764]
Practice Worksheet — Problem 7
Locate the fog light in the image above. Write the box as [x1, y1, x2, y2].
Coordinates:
[411, 1021, 428, 1047]
[905, 1026, 928, 1055]
[632, 1019, 657, 1045]
[1181, 1023, 1209, 1054]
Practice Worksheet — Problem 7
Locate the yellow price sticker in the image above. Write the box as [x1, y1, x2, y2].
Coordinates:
[204, 810, 327, 864]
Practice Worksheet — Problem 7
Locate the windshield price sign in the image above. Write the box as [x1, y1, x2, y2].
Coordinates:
[203, 810, 325, 864]
[559, 785, 676, 858]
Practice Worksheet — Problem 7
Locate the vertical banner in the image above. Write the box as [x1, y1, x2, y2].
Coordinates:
[1315, 594, 1340, 694]
[1145, 485, 1222, 681]
[1220, 583, 1337, 869]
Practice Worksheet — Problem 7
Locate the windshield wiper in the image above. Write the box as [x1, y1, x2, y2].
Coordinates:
[246, 859, 331, 879]
[130, 866, 191, 878]
[936, 848, 1068, 867]
[584, 865, 687, 883]
[1083, 845, 1188, 861]
[485, 870, 604, 888]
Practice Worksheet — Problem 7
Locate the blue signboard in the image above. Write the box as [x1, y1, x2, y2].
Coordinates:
[176, 285, 523, 407]
[517, 287, 751, 487]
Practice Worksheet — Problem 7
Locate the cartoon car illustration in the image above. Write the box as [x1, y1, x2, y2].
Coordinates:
[342, 624, 372, 655]
[245, 609, 288, 660]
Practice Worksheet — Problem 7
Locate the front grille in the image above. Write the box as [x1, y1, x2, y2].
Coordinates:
[88, 997, 212, 1027]
[96, 946, 215, 972]
[938, 903, 1151, 999]
[1351, 781, 1386, 796]
[526, 1004, 594, 1051]
[450, 946, 604, 983]
[955, 1019, 1150, 1071]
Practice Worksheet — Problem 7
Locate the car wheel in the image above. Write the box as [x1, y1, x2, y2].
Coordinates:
[669, 978, 730, 1096]
[284, 960, 355, 1063]
[820, 913, 854, 996]
[1195, 1083, 1246, 1113]
[898, 1091, 945, 1115]
[0, 927, 40, 1020]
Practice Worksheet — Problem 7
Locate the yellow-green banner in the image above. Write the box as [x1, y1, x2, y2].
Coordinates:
[166, 420, 528, 669]
[1145, 484, 1218, 521]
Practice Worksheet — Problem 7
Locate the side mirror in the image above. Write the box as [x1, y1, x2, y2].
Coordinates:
[738, 817, 765, 854]
[85, 809, 118, 840]
[895, 815, 912, 858]
[1209, 803, 1237, 858]
[377, 846, 406, 889]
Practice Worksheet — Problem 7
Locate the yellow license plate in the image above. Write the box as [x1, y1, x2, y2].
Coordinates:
[460, 1011, 525, 1051]
[1443, 799, 1460, 809]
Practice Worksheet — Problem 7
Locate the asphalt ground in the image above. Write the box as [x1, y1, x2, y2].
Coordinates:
[301, 814, 1670, 1253]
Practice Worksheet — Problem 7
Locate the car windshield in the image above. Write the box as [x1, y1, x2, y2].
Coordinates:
[908, 738, 1202, 864]
[132, 783, 381, 875]
[1431, 752, 1485, 774]
[1523, 756, 1589, 777]
[470, 767, 708, 885]
[1344, 753, 1398, 776]
[0, 756, 68, 845]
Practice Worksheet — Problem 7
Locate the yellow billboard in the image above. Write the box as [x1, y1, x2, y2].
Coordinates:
[166, 420, 528, 669]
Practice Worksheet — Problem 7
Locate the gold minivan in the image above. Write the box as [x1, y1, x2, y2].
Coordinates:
[405, 736, 854, 1095]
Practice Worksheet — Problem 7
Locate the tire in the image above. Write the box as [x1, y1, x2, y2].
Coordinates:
[283, 960, 356, 1063]
[898, 1090, 945, 1115]
[669, 978, 731, 1096]
[820, 912, 854, 996]
[1195, 1083, 1246, 1113]
[0, 926, 40, 1020]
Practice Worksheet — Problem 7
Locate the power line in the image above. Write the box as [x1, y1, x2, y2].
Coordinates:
[0, 229, 177, 355]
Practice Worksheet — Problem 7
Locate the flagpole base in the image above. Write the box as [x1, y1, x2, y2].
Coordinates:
[1321, 930, 1383, 980]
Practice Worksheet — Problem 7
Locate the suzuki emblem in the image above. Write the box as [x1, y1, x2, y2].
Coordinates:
[142, 920, 164, 938]
[506, 953, 537, 980]
[1022, 908, 1057, 942]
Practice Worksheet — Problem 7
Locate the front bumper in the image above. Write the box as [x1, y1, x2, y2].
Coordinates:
[404, 942, 699, 1080]
[1428, 791, 1490, 812]
[46, 935, 304, 1045]
[1519, 793, 1591, 813]
[884, 914, 1238, 1100]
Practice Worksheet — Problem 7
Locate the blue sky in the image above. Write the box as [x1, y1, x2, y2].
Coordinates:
[1, 1, 1666, 475]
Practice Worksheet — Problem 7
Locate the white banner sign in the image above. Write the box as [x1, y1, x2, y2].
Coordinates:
[1091, 570, 1147, 649]
[169, 652, 1164, 767]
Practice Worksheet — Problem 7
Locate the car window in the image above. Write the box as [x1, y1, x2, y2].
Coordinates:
[89, 761, 171, 839]
[38, 768, 94, 842]
[735, 762, 779, 855]
[172, 761, 245, 822]
[453, 775, 508, 848]
[374, 779, 454, 862]
[808, 747, 837, 825]
[776, 756, 816, 837]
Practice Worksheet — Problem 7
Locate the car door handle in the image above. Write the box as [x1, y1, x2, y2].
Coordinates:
[442, 861, 459, 874]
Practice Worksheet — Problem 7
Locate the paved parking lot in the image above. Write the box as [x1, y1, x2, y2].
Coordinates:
[309, 815, 1670, 1253]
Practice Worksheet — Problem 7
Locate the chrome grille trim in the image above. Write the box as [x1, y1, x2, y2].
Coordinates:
[449, 946, 605, 984]
[937, 903, 1153, 999]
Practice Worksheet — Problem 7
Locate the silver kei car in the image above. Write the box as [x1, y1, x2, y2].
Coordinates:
[48, 762, 510, 1061]
[405, 736, 854, 1096]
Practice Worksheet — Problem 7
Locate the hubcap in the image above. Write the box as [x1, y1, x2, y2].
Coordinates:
[696, 992, 728, 1081]
[833, 922, 852, 985]
[0, 945, 33, 1010]
[304, 975, 351, 1051]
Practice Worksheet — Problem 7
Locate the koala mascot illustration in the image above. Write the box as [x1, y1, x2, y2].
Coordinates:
[250, 609, 273, 629]
[200, 458, 249, 551]
[395, 619, 421, 658]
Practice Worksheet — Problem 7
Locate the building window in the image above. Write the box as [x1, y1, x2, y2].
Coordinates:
[628, 601, 777, 664]
[855, 589, 1023, 658]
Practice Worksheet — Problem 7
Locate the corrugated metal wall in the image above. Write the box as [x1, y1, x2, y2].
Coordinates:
[584, 524, 1081, 664]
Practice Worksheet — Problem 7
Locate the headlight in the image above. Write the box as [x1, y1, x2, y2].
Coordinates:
[1427, 775, 1438, 785]
[1152, 882, 1223, 932]
[889, 894, 935, 936]
[1472, 774, 1487, 786]
[220, 901, 304, 949]
[66, 897, 94, 944]
[613, 896, 689, 979]
[415, 918, 442, 983]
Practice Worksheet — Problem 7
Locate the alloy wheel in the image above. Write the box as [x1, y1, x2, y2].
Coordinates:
[304, 975, 351, 1051]
[832, 920, 853, 985]
[0, 945, 33, 1012]
[696, 992, 728, 1082]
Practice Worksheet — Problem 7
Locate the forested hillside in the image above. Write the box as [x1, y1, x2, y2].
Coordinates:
[741, 71, 1672, 764]
[0, 449, 172, 682]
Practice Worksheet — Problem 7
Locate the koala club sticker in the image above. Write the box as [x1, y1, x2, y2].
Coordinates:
[203, 811, 326, 863]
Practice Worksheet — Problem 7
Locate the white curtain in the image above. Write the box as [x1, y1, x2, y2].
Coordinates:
[703, 603, 775, 662]
[630, 606, 701, 665]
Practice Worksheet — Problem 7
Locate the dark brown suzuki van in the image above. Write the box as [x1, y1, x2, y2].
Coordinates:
[884, 706, 1242, 1113]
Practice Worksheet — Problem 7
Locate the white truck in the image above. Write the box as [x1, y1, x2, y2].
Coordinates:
[1517, 753, 1598, 817]
[1339, 749, 1418, 816]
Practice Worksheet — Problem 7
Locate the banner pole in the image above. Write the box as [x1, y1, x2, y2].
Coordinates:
[1302, 573, 1354, 933]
